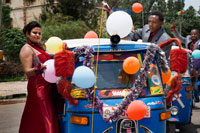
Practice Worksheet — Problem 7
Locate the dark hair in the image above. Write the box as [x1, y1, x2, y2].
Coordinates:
[23, 21, 41, 35]
[191, 29, 199, 34]
[150, 11, 164, 22]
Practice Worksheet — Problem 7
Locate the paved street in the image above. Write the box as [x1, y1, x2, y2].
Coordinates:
[0, 103, 24, 133]
[0, 102, 199, 133]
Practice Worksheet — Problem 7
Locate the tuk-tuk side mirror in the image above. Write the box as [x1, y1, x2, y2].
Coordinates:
[110, 34, 120, 47]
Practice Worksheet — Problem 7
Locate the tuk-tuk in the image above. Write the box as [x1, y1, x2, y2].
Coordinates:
[59, 38, 172, 133]
[166, 46, 193, 132]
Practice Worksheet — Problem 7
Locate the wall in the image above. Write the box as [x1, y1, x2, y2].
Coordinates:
[5, 0, 46, 28]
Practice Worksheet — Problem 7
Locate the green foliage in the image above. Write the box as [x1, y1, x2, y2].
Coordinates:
[0, 28, 26, 62]
[2, 4, 12, 29]
[40, 13, 91, 42]
[57, 0, 95, 20]
[0, 76, 25, 82]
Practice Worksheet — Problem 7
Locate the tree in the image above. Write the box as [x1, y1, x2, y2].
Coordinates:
[1, 4, 12, 29]
[39, 13, 90, 41]
[0, 28, 26, 62]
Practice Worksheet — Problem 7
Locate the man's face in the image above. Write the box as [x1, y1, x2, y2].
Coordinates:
[148, 15, 163, 32]
[191, 30, 199, 41]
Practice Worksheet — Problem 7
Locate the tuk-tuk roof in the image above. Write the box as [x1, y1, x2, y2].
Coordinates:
[63, 38, 151, 48]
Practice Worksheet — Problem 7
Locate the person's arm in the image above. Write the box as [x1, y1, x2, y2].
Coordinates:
[124, 28, 143, 41]
[170, 21, 186, 44]
[19, 46, 36, 78]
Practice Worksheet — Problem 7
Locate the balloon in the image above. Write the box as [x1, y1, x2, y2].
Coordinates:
[192, 50, 200, 58]
[123, 57, 140, 74]
[166, 76, 175, 87]
[132, 26, 134, 31]
[132, 3, 143, 13]
[84, 31, 98, 39]
[106, 11, 133, 38]
[161, 69, 171, 84]
[42, 59, 58, 83]
[45, 37, 63, 54]
[127, 100, 148, 121]
[72, 66, 95, 88]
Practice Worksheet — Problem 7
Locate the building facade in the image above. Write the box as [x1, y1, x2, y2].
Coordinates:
[3, 0, 54, 28]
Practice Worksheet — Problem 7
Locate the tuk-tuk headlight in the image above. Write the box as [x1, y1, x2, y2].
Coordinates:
[170, 106, 178, 116]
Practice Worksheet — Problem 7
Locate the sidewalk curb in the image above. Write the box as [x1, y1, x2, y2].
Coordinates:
[0, 93, 26, 105]
[0, 98, 26, 105]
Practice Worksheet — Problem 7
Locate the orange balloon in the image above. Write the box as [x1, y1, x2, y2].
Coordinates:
[127, 100, 148, 121]
[123, 57, 140, 74]
[84, 31, 98, 39]
[166, 75, 175, 86]
[132, 3, 143, 13]
[161, 69, 171, 84]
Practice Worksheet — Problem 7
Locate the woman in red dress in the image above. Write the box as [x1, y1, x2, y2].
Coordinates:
[19, 21, 59, 133]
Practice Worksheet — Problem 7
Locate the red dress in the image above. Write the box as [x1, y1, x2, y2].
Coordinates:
[19, 43, 59, 133]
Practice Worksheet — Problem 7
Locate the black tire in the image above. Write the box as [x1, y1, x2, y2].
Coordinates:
[167, 122, 176, 133]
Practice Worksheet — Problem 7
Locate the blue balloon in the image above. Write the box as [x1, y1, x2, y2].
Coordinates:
[72, 66, 95, 88]
[192, 50, 200, 58]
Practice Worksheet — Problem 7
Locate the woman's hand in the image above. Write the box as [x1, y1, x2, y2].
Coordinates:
[34, 63, 46, 75]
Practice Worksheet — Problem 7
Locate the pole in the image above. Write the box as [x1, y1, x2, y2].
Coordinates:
[0, 0, 2, 32]
[142, 10, 144, 26]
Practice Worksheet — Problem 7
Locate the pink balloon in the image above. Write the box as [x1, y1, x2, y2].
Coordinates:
[42, 59, 58, 83]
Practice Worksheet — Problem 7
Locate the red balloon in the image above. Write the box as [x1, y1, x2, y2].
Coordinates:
[127, 100, 148, 121]
[132, 26, 134, 30]
[132, 3, 143, 13]
[84, 31, 98, 39]
[123, 57, 140, 74]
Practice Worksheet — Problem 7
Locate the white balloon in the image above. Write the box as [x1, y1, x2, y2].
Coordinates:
[106, 11, 133, 38]
[42, 59, 58, 83]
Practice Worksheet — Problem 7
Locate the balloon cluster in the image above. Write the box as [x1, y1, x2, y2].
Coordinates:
[105, 2, 143, 44]
[41, 37, 63, 83]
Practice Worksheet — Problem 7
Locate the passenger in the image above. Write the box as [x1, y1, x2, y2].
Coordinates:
[19, 21, 59, 133]
[170, 21, 200, 51]
[125, 11, 173, 59]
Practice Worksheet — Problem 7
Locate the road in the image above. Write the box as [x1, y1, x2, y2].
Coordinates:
[0, 102, 199, 133]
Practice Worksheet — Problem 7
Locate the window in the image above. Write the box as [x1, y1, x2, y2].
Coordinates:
[5, 0, 11, 3]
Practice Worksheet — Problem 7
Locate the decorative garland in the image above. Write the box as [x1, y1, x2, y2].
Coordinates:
[74, 45, 95, 69]
[74, 44, 169, 123]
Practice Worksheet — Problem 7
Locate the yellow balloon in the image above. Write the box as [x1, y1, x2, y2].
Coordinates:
[46, 37, 63, 54]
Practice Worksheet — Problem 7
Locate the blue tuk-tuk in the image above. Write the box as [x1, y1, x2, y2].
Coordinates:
[167, 47, 193, 132]
[58, 38, 172, 133]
